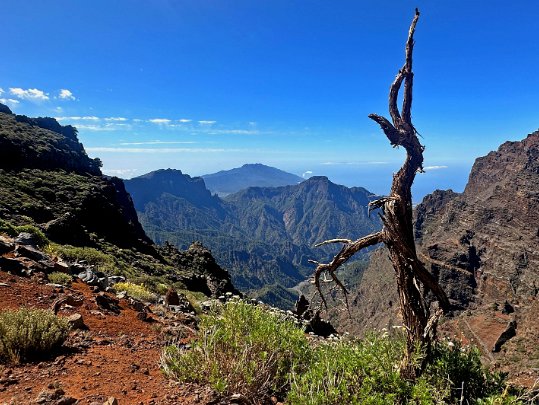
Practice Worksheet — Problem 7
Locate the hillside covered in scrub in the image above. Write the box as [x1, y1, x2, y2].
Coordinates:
[0, 103, 237, 297]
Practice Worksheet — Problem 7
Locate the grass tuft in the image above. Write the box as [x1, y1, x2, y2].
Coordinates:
[47, 271, 73, 286]
[114, 281, 157, 302]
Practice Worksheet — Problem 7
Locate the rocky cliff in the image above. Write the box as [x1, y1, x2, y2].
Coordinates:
[326, 130, 539, 384]
[0, 104, 237, 298]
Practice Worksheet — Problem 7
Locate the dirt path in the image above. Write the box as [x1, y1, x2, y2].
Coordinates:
[0, 272, 215, 404]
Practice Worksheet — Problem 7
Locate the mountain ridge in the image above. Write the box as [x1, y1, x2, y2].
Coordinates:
[125, 170, 382, 308]
[321, 129, 539, 384]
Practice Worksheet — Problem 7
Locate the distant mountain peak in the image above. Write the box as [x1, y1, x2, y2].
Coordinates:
[202, 163, 302, 196]
[304, 175, 330, 182]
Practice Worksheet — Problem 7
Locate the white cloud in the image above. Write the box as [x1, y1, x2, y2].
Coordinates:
[178, 119, 191, 123]
[208, 129, 259, 135]
[56, 116, 100, 121]
[424, 165, 448, 171]
[9, 87, 49, 101]
[74, 124, 116, 131]
[321, 161, 388, 166]
[104, 117, 128, 122]
[58, 89, 76, 100]
[119, 140, 196, 145]
[132, 119, 143, 123]
[302, 170, 313, 179]
[0, 88, 4, 95]
[198, 120, 216, 125]
[0, 98, 20, 106]
[102, 168, 139, 177]
[86, 147, 247, 153]
[148, 118, 171, 124]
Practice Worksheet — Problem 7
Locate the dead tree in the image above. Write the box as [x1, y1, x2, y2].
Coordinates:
[310, 9, 449, 379]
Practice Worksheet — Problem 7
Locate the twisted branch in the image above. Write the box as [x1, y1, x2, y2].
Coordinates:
[311, 231, 384, 308]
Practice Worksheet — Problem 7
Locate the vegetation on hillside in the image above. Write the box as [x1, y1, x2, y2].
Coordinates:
[162, 301, 521, 404]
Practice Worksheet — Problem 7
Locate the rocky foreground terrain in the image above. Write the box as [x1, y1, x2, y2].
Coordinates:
[0, 235, 216, 404]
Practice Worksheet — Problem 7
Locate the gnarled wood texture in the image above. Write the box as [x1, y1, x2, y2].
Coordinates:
[312, 8, 449, 379]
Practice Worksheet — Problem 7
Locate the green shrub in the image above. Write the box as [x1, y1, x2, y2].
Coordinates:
[0, 219, 49, 247]
[0, 218, 17, 237]
[46, 244, 115, 272]
[47, 272, 72, 286]
[287, 332, 414, 405]
[14, 225, 49, 247]
[422, 339, 509, 403]
[155, 283, 169, 295]
[161, 301, 311, 403]
[287, 333, 512, 405]
[160, 303, 514, 404]
[0, 308, 70, 363]
[114, 281, 157, 302]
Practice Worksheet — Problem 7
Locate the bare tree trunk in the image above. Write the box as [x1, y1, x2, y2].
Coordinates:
[311, 9, 449, 380]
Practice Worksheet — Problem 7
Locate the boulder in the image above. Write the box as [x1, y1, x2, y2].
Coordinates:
[0, 235, 15, 254]
[66, 313, 86, 330]
[493, 320, 517, 352]
[53, 260, 70, 274]
[77, 268, 107, 289]
[95, 292, 120, 314]
[15, 245, 50, 262]
[107, 275, 125, 285]
[165, 287, 180, 306]
[293, 295, 310, 318]
[0, 256, 25, 274]
[14, 232, 39, 246]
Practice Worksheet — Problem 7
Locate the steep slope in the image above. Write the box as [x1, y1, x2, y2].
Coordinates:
[323, 130, 539, 384]
[202, 163, 302, 196]
[125, 171, 382, 308]
[0, 104, 237, 297]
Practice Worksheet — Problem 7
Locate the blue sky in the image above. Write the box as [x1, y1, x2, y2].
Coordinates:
[1, 0, 538, 200]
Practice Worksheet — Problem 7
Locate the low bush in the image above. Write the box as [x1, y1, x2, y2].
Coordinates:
[114, 281, 157, 302]
[0, 308, 70, 363]
[14, 224, 49, 247]
[288, 334, 513, 405]
[161, 301, 516, 404]
[287, 332, 414, 404]
[422, 339, 508, 403]
[47, 271, 72, 286]
[0, 219, 49, 247]
[161, 301, 311, 403]
[46, 243, 115, 272]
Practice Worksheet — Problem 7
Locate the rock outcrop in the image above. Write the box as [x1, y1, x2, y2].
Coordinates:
[0, 103, 238, 299]
[327, 130, 539, 383]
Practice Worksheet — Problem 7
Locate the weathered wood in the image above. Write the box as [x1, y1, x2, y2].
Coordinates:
[312, 8, 449, 380]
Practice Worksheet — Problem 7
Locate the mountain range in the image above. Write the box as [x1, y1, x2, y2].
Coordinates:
[124, 169, 382, 307]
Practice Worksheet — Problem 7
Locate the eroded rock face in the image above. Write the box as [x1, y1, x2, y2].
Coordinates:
[417, 131, 539, 306]
[339, 130, 539, 380]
